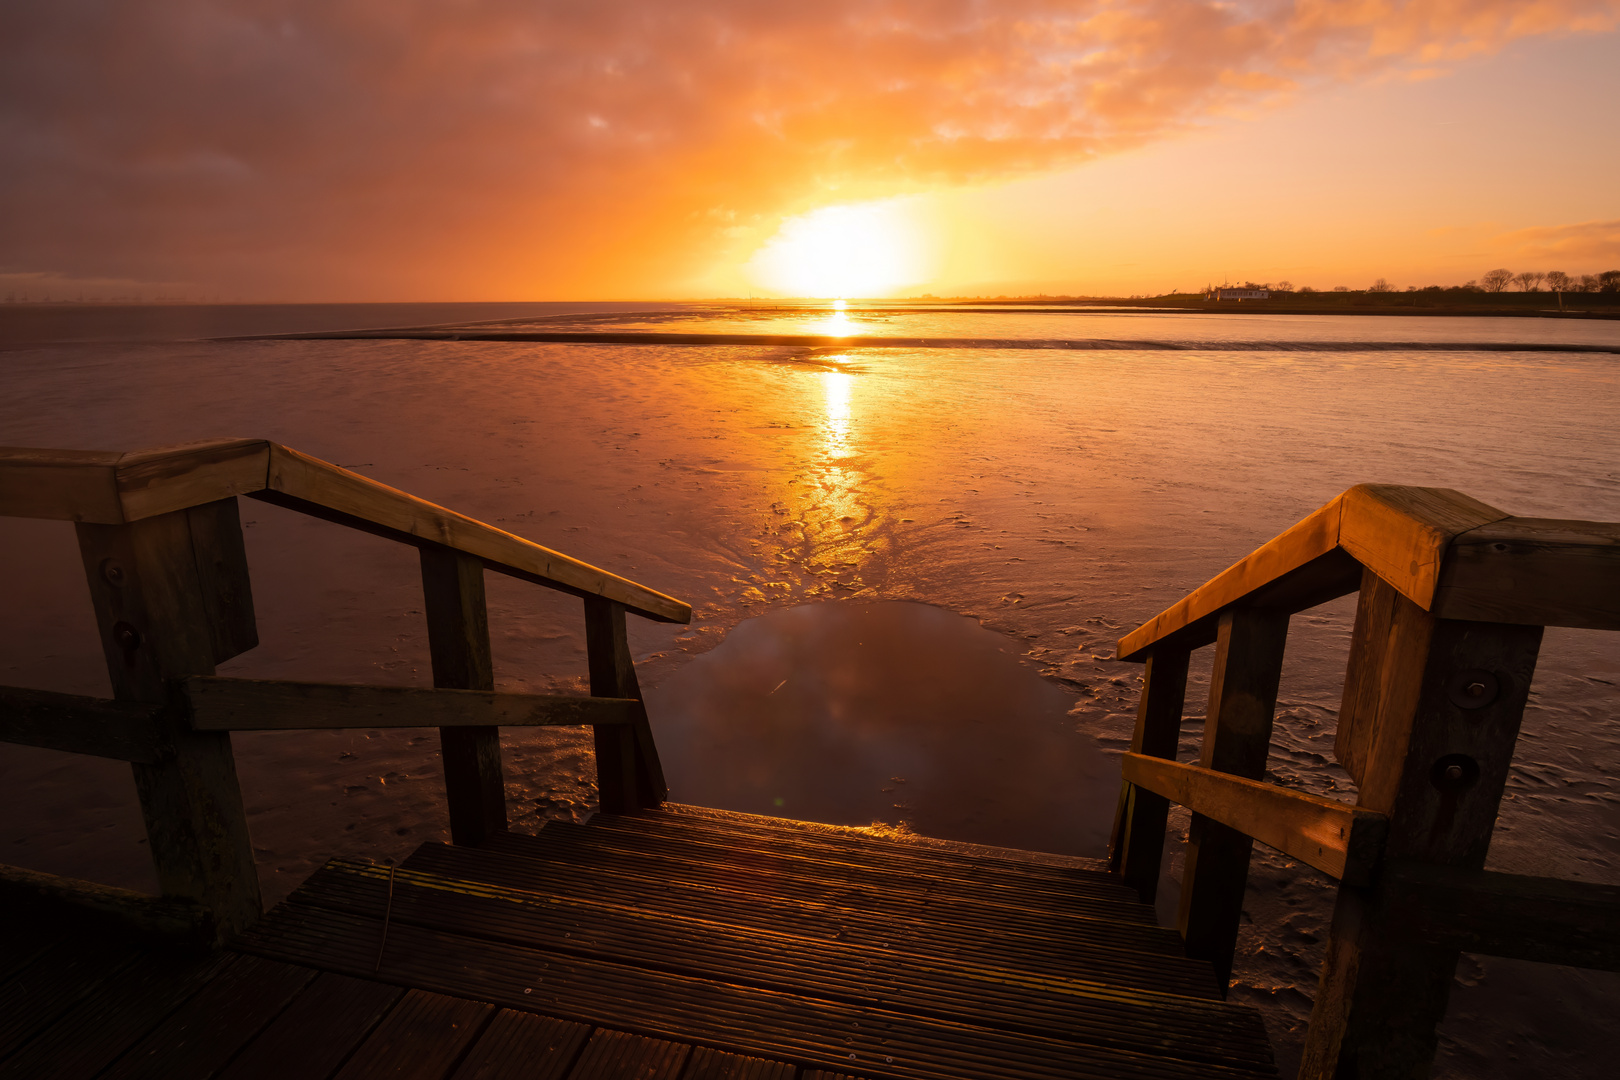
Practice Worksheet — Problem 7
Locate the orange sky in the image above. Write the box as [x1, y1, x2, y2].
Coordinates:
[1, 1, 1617, 300]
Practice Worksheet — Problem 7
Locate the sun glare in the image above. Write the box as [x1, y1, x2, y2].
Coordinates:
[748, 202, 927, 298]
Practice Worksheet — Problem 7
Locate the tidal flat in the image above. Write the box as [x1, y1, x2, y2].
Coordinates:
[2, 304, 1617, 1076]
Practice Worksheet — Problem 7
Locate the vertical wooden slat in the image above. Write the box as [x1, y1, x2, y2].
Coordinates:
[420, 544, 506, 846]
[584, 596, 667, 813]
[75, 498, 261, 936]
[1176, 606, 1289, 991]
[1300, 584, 1543, 1079]
[1108, 646, 1190, 902]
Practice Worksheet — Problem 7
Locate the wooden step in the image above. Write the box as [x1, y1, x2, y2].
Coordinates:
[238, 892, 1276, 1079]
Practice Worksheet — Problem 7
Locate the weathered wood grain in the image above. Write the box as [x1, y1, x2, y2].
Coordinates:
[1120, 755, 1387, 885]
[0, 685, 168, 763]
[1433, 516, 1620, 630]
[75, 506, 262, 936]
[1299, 618, 1544, 1079]
[259, 443, 690, 623]
[1380, 864, 1620, 971]
[1108, 647, 1189, 902]
[333, 988, 494, 1080]
[421, 544, 507, 847]
[182, 676, 639, 731]
[1177, 608, 1289, 991]
[1117, 484, 1509, 661]
[448, 1010, 588, 1080]
[0, 862, 216, 943]
[586, 597, 666, 812]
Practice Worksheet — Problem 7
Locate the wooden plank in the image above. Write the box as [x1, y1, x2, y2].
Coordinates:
[1433, 516, 1620, 630]
[216, 973, 403, 1080]
[239, 904, 1277, 1080]
[1298, 618, 1544, 1079]
[76, 507, 261, 936]
[0, 937, 140, 1059]
[0, 446, 125, 522]
[1108, 647, 1189, 902]
[449, 1010, 588, 1080]
[287, 859, 1264, 1060]
[1176, 608, 1288, 991]
[257, 443, 690, 624]
[0, 863, 216, 943]
[182, 676, 639, 731]
[1117, 484, 1510, 661]
[114, 440, 271, 523]
[0, 949, 231, 1080]
[567, 1029, 688, 1079]
[0, 685, 167, 763]
[182, 497, 259, 664]
[421, 545, 506, 846]
[406, 842, 1208, 996]
[98, 954, 316, 1080]
[1380, 864, 1620, 971]
[1119, 755, 1387, 885]
[333, 989, 494, 1080]
[585, 598, 665, 813]
[1117, 495, 1341, 661]
[1336, 485, 1508, 611]
[682, 1045, 796, 1080]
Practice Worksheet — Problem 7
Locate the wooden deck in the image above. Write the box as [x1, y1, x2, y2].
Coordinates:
[0, 805, 1276, 1080]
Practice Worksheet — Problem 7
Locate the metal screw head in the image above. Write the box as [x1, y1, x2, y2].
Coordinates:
[1447, 669, 1500, 710]
[100, 558, 125, 585]
[1431, 754, 1480, 792]
[112, 621, 141, 651]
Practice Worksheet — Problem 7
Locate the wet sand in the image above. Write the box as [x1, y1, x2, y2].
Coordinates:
[2, 304, 1618, 1075]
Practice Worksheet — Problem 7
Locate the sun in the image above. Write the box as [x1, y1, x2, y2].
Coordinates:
[747, 202, 928, 299]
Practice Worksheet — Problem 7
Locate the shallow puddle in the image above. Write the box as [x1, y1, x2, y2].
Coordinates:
[646, 600, 1117, 857]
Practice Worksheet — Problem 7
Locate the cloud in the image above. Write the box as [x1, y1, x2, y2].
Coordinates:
[1, 0, 1615, 297]
[1493, 219, 1620, 265]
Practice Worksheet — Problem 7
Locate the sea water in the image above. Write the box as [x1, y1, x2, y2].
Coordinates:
[2, 303, 1616, 1075]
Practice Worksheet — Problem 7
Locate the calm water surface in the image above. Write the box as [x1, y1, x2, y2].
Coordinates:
[2, 304, 1617, 1076]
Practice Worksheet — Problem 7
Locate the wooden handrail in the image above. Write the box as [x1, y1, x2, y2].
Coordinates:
[1117, 484, 1619, 660]
[0, 440, 691, 624]
[1120, 753, 1388, 886]
[1109, 483, 1620, 1078]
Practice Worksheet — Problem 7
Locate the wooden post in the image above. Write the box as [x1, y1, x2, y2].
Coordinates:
[1176, 607, 1289, 991]
[1299, 575, 1543, 1079]
[1108, 646, 1190, 903]
[584, 596, 666, 813]
[75, 498, 261, 936]
[419, 545, 506, 845]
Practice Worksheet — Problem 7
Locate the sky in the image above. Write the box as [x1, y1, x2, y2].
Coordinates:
[2, 0, 1617, 301]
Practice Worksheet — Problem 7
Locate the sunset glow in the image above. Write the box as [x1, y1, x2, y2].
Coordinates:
[748, 204, 928, 298]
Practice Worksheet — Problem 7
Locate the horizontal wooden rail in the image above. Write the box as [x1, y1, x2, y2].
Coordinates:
[181, 676, 641, 731]
[1382, 864, 1620, 971]
[1119, 485, 1620, 659]
[1121, 752, 1388, 885]
[0, 862, 218, 945]
[0, 440, 691, 624]
[0, 685, 168, 763]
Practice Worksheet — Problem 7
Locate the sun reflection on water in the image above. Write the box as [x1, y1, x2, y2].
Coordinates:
[821, 367, 854, 458]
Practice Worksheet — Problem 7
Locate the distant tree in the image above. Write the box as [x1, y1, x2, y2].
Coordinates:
[1579, 274, 1601, 292]
[1461, 280, 1481, 291]
[1480, 268, 1515, 293]
[1514, 271, 1546, 291]
[1298, 285, 1315, 294]
[1276, 280, 1293, 292]
[1545, 271, 1572, 293]
[1600, 270, 1620, 292]
[1368, 278, 1394, 292]
[1332, 285, 1350, 292]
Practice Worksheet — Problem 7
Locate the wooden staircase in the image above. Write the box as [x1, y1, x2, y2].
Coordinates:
[3, 805, 1276, 1080]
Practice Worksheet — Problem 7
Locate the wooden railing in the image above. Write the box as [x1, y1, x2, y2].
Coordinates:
[1107, 484, 1620, 1079]
[0, 439, 691, 942]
